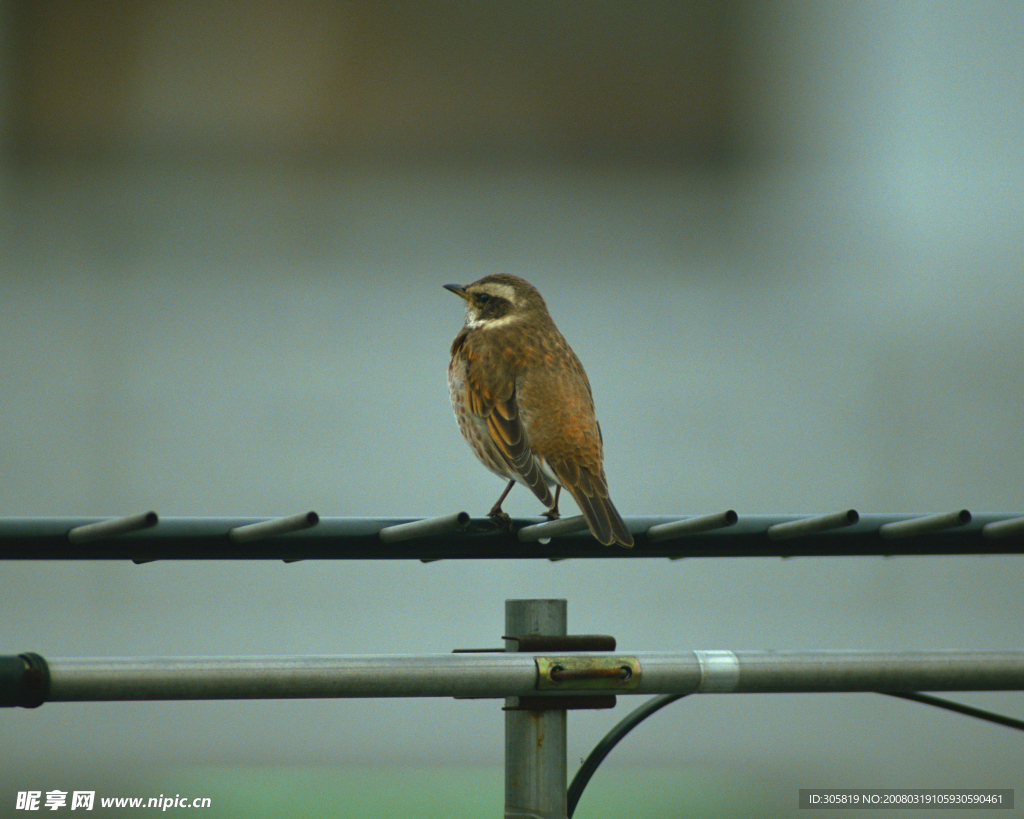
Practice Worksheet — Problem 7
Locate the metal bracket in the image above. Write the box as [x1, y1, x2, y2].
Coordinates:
[500, 631, 626, 712]
[505, 634, 616, 652]
[536, 656, 641, 691]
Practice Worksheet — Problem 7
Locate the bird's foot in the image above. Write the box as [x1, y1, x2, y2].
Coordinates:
[487, 506, 513, 531]
[542, 486, 562, 520]
[486, 479, 516, 530]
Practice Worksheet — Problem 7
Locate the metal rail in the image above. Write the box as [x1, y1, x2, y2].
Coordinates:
[5, 598, 1022, 819]
[4, 650, 1022, 705]
[2, 510, 1023, 560]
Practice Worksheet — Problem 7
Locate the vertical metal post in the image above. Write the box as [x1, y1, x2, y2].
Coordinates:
[504, 599, 568, 819]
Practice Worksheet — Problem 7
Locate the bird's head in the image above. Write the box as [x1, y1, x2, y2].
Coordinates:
[444, 274, 548, 330]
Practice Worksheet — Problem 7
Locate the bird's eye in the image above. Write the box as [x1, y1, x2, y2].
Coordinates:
[476, 293, 492, 304]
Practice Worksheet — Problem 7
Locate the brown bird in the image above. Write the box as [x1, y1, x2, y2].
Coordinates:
[445, 273, 633, 547]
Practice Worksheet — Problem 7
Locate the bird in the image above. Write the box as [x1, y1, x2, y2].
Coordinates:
[445, 273, 633, 547]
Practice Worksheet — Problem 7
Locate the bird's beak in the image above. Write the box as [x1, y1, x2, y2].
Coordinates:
[444, 283, 469, 301]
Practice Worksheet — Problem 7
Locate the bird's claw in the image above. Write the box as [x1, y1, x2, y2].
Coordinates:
[487, 508, 513, 531]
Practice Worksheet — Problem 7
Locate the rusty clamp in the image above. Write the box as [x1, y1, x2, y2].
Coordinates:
[504, 633, 638, 711]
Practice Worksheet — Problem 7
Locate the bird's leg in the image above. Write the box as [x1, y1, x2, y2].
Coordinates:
[543, 486, 562, 520]
[487, 479, 516, 529]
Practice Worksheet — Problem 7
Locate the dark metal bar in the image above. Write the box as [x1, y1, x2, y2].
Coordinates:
[767, 509, 859, 540]
[228, 511, 319, 544]
[2, 512, 1022, 560]
[504, 635, 617, 653]
[0, 653, 49, 708]
[67, 511, 159, 544]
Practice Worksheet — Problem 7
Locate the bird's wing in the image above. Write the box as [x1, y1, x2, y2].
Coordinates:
[458, 338, 553, 506]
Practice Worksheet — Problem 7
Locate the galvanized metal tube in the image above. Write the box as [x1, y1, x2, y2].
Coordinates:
[730, 649, 1024, 692]
[25, 649, 1024, 704]
[505, 599, 568, 819]
[46, 654, 541, 701]
[636, 649, 1024, 693]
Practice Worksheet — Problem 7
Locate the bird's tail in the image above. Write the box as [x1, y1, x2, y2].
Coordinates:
[554, 462, 633, 547]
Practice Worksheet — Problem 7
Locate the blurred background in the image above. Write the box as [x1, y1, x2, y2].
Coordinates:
[1, 1, 1022, 816]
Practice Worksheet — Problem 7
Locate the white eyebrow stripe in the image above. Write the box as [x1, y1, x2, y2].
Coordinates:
[471, 282, 517, 303]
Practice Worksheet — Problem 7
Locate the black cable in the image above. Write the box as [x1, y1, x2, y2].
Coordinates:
[567, 691, 1022, 817]
[881, 691, 1024, 731]
[566, 693, 687, 818]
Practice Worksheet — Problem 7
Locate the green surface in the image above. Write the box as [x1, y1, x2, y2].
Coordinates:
[119, 764, 740, 818]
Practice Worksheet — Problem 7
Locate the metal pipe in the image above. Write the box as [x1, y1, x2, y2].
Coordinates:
[505, 599, 568, 819]
[67, 511, 159, 544]
[517, 516, 589, 542]
[879, 510, 971, 540]
[640, 649, 1024, 693]
[647, 510, 737, 542]
[982, 516, 1024, 539]
[228, 511, 319, 544]
[3, 512, 1022, 560]
[45, 654, 540, 701]
[378, 512, 470, 543]
[767, 509, 859, 540]
[25, 649, 1023, 704]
